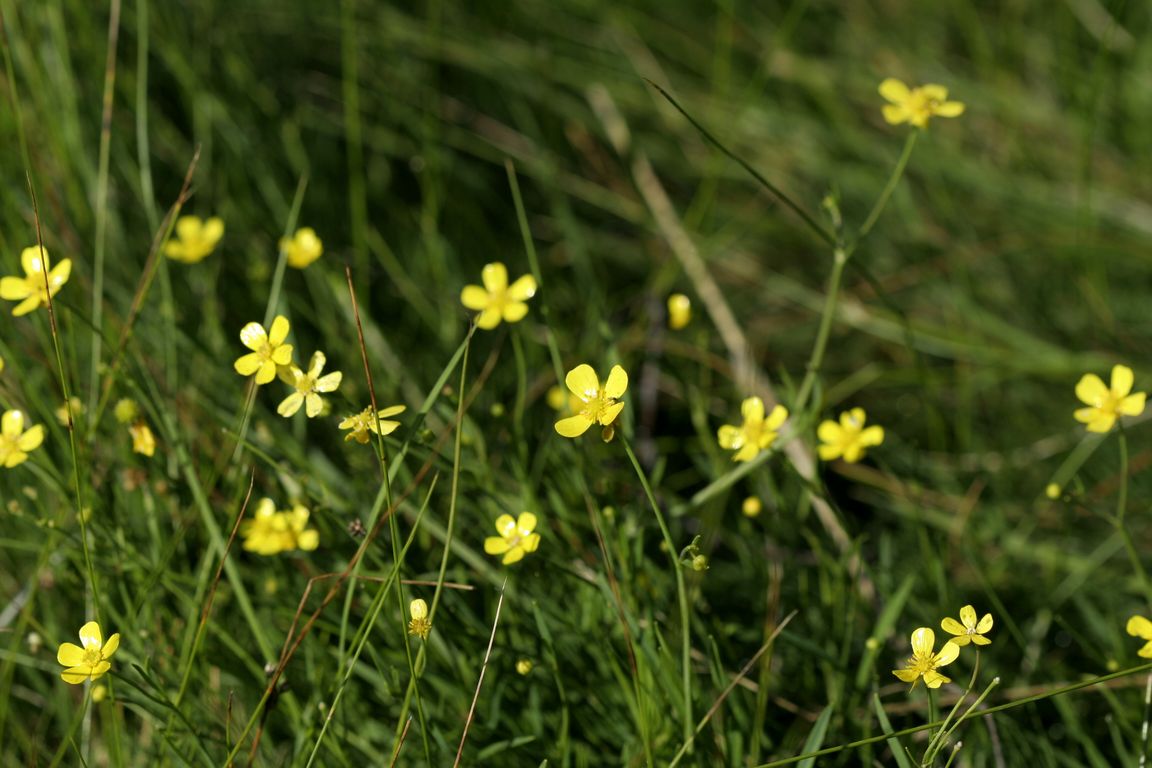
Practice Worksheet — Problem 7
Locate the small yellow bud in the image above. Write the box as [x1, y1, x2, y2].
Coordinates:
[516, 658, 533, 675]
[667, 293, 691, 330]
[742, 496, 762, 517]
[129, 423, 156, 457]
[114, 399, 139, 424]
[408, 598, 431, 640]
[691, 554, 709, 572]
[92, 684, 108, 703]
[1045, 483, 1060, 500]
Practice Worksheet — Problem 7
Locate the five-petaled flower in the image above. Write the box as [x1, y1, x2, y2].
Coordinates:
[460, 262, 537, 330]
[0, 410, 44, 468]
[879, 78, 965, 128]
[892, 627, 960, 689]
[278, 351, 343, 418]
[57, 621, 120, 685]
[281, 227, 324, 269]
[554, 364, 628, 438]
[941, 605, 993, 647]
[408, 598, 432, 639]
[339, 405, 406, 444]
[164, 216, 224, 264]
[233, 315, 294, 385]
[817, 408, 884, 463]
[0, 246, 71, 316]
[241, 498, 319, 555]
[718, 397, 788, 462]
[1128, 616, 1152, 658]
[1074, 364, 1145, 433]
[484, 511, 541, 565]
[128, 423, 156, 457]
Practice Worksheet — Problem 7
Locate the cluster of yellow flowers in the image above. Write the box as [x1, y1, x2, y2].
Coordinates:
[240, 498, 320, 556]
[893, 606, 993, 688]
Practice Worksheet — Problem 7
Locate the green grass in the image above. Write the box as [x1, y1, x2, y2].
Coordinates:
[2, 0, 1152, 765]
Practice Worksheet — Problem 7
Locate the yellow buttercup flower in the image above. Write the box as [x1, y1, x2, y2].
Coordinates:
[879, 78, 965, 128]
[1127, 616, 1152, 658]
[408, 598, 432, 640]
[553, 364, 628, 438]
[281, 227, 323, 269]
[128, 423, 156, 457]
[233, 315, 293, 385]
[460, 262, 537, 330]
[0, 246, 71, 316]
[57, 621, 120, 685]
[483, 511, 541, 565]
[717, 397, 788, 462]
[164, 216, 224, 263]
[338, 405, 406, 444]
[941, 605, 993, 647]
[241, 498, 319, 555]
[892, 627, 959, 689]
[0, 410, 44, 468]
[817, 408, 884, 463]
[667, 293, 691, 330]
[1074, 364, 1145, 433]
[278, 351, 343, 418]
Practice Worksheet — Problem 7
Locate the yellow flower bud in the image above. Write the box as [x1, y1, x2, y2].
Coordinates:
[667, 293, 691, 330]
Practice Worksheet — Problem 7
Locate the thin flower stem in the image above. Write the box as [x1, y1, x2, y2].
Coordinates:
[925, 652, 980, 764]
[621, 434, 693, 753]
[1114, 429, 1152, 606]
[854, 130, 919, 246]
[1140, 670, 1152, 768]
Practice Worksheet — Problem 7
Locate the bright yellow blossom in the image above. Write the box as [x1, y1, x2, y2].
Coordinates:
[339, 404, 406, 444]
[57, 621, 120, 685]
[408, 598, 431, 639]
[817, 408, 884, 463]
[278, 351, 343, 418]
[233, 315, 293, 385]
[667, 294, 691, 330]
[164, 216, 224, 263]
[460, 262, 537, 330]
[0, 410, 44, 468]
[718, 397, 788, 462]
[1074, 364, 1145, 433]
[941, 605, 993, 647]
[281, 227, 324, 269]
[129, 423, 156, 457]
[879, 79, 965, 128]
[892, 627, 959, 689]
[484, 511, 541, 565]
[241, 498, 319, 555]
[0, 246, 71, 316]
[554, 364, 627, 438]
[1128, 616, 1152, 658]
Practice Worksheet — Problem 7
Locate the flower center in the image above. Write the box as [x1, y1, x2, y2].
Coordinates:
[579, 392, 616, 424]
[82, 647, 102, 666]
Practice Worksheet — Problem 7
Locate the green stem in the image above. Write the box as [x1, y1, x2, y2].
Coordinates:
[792, 247, 847, 413]
[1114, 429, 1152, 606]
[621, 434, 692, 753]
[854, 130, 919, 246]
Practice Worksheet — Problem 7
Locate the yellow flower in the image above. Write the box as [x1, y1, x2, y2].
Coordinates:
[55, 397, 83, 427]
[0, 246, 71, 316]
[717, 397, 788, 462]
[408, 598, 431, 640]
[817, 408, 884, 463]
[742, 496, 762, 518]
[1074, 364, 1146, 433]
[483, 511, 541, 565]
[941, 605, 993, 647]
[516, 658, 534, 675]
[667, 293, 691, 330]
[879, 78, 965, 128]
[0, 410, 44, 468]
[1127, 616, 1152, 658]
[338, 405, 406, 444]
[129, 423, 156, 457]
[281, 227, 324, 269]
[233, 315, 293, 385]
[164, 216, 224, 263]
[553, 364, 628, 438]
[892, 627, 960, 689]
[241, 498, 319, 555]
[278, 351, 343, 418]
[460, 262, 537, 330]
[57, 621, 120, 685]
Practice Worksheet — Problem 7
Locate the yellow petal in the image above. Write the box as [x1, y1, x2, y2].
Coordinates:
[502, 301, 530, 323]
[555, 415, 592, 438]
[481, 262, 508, 293]
[507, 274, 537, 301]
[460, 285, 490, 310]
[935, 640, 960, 666]
[21, 245, 48, 276]
[502, 546, 526, 565]
[12, 296, 39, 316]
[934, 101, 965, 117]
[878, 78, 910, 103]
[305, 393, 324, 418]
[255, 360, 277, 385]
[278, 393, 304, 417]
[0, 276, 31, 300]
[379, 405, 406, 418]
[17, 424, 44, 452]
[970, 635, 991, 646]
[922, 671, 950, 689]
[102, 633, 120, 658]
[298, 530, 319, 551]
[1086, 413, 1117, 433]
[920, 84, 949, 102]
[843, 408, 867, 429]
[604, 366, 628, 399]
[860, 426, 885, 447]
[565, 364, 599, 400]
[57, 642, 85, 667]
[484, 536, 510, 555]
[893, 668, 920, 683]
[975, 613, 993, 634]
[476, 307, 502, 329]
[1128, 615, 1152, 640]
[79, 621, 103, 649]
[60, 667, 93, 685]
[817, 444, 842, 461]
[175, 216, 202, 241]
[1075, 373, 1108, 406]
[48, 259, 72, 291]
[202, 217, 224, 245]
[516, 512, 538, 535]
[239, 322, 268, 352]
[410, 599, 428, 620]
[717, 425, 741, 450]
[959, 605, 977, 628]
[910, 627, 935, 657]
[234, 353, 263, 376]
[1111, 365, 1135, 397]
[271, 345, 294, 365]
[316, 372, 342, 393]
[268, 316, 290, 346]
[741, 397, 765, 424]
[816, 420, 840, 442]
[941, 616, 967, 636]
[765, 404, 789, 431]
[494, 514, 517, 537]
[1141, 641, 1152, 659]
[1120, 393, 1146, 416]
[2, 410, 24, 437]
[882, 104, 908, 125]
[598, 401, 625, 426]
[521, 532, 541, 553]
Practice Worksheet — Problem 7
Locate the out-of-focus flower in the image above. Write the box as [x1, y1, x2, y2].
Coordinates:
[667, 294, 691, 330]
[57, 621, 120, 685]
[278, 351, 343, 418]
[338, 405, 405, 444]
[879, 79, 965, 128]
[241, 498, 319, 555]
[0, 246, 71, 316]
[941, 605, 993, 647]
[233, 316, 293, 385]
[483, 512, 541, 565]
[460, 262, 537, 330]
[718, 397, 788, 462]
[1074, 364, 1145, 433]
[554, 364, 627, 438]
[129, 423, 156, 457]
[0, 410, 44, 468]
[281, 227, 323, 269]
[817, 408, 884, 463]
[164, 216, 224, 263]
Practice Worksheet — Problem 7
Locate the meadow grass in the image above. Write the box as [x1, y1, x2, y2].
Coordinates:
[1, 1, 1152, 766]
